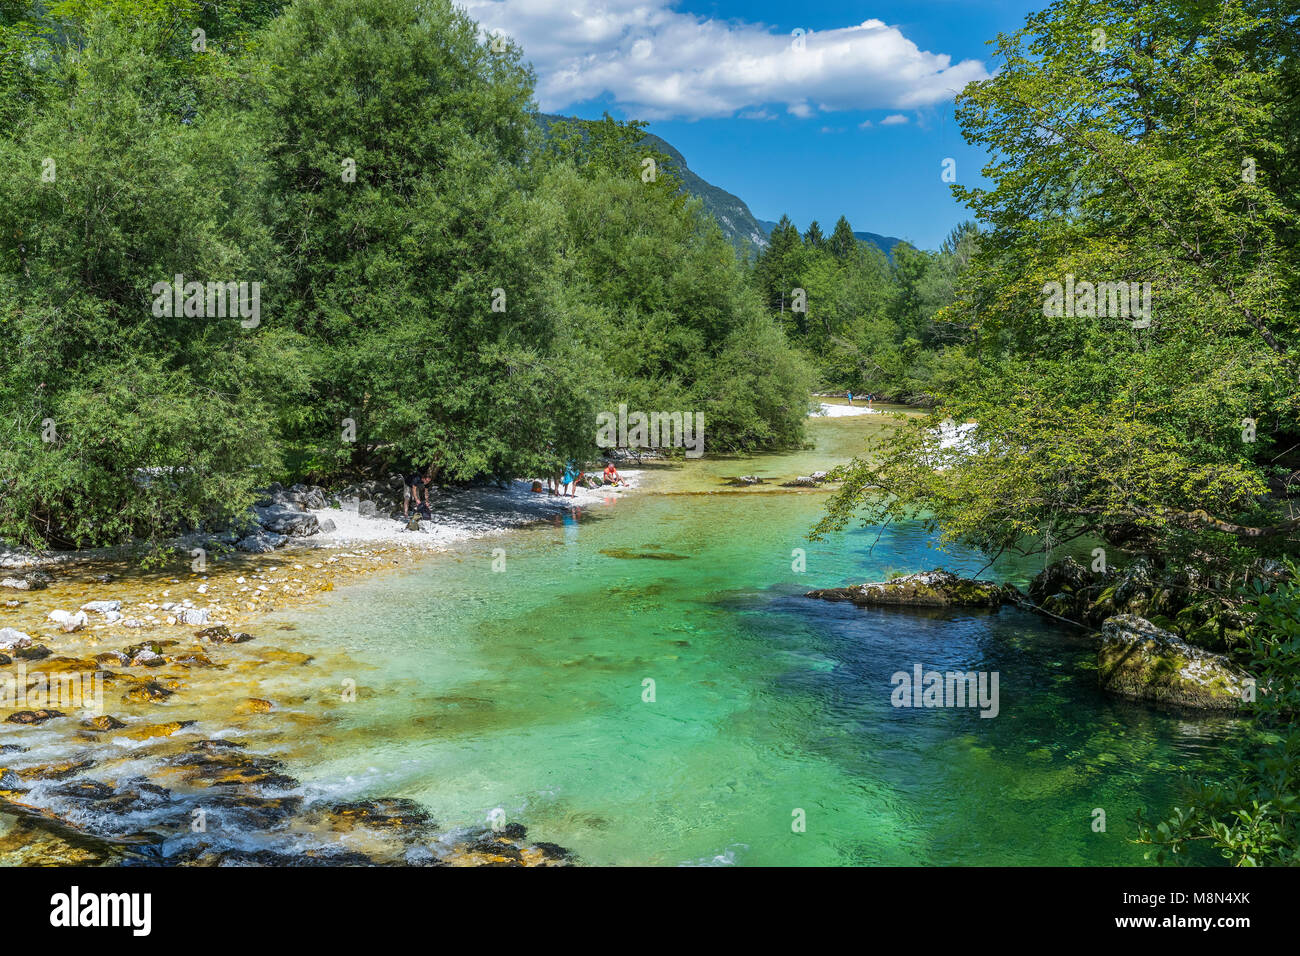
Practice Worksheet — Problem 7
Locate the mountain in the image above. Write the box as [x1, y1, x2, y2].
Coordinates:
[537, 113, 771, 254]
[756, 220, 908, 260]
[536, 114, 909, 258]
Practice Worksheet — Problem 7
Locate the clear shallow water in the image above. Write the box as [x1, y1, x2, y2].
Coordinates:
[267, 416, 1244, 865]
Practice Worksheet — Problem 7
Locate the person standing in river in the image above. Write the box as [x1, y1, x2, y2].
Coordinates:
[561, 459, 582, 497]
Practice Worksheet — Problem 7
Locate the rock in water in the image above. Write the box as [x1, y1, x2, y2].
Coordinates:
[175, 607, 210, 627]
[80, 600, 123, 615]
[806, 569, 1019, 608]
[47, 609, 89, 632]
[1098, 615, 1251, 711]
[0, 627, 33, 650]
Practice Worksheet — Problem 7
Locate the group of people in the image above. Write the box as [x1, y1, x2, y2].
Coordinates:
[400, 457, 629, 523]
[530, 461, 628, 497]
[845, 391, 874, 408]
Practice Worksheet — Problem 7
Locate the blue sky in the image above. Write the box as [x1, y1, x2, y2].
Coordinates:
[462, 0, 1045, 249]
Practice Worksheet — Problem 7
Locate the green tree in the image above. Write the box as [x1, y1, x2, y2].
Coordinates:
[248, 0, 590, 481]
[828, 215, 857, 260]
[817, 0, 1300, 582]
[0, 10, 292, 554]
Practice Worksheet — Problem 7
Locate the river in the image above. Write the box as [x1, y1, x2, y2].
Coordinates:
[240, 410, 1244, 865]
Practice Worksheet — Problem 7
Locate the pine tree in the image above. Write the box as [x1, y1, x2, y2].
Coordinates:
[829, 215, 857, 260]
[803, 220, 825, 249]
[756, 214, 803, 313]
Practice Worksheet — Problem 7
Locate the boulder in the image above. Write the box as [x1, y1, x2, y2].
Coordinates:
[807, 569, 1019, 608]
[254, 503, 320, 536]
[236, 532, 287, 553]
[317, 518, 337, 534]
[1098, 615, 1251, 711]
[0, 571, 51, 591]
[1028, 556, 1093, 604]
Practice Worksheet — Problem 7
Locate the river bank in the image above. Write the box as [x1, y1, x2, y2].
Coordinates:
[0, 473, 650, 865]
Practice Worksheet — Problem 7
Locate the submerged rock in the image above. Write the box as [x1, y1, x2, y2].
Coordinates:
[807, 569, 1019, 608]
[82, 715, 127, 732]
[6, 709, 65, 725]
[315, 798, 436, 834]
[599, 548, 690, 561]
[124, 681, 174, 703]
[1098, 615, 1251, 711]
[196, 625, 253, 644]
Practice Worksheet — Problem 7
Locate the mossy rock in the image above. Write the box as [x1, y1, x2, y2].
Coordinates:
[807, 569, 1019, 609]
[1097, 615, 1251, 712]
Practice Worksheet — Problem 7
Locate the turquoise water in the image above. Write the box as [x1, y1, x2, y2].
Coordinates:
[268, 417, 1243, 865]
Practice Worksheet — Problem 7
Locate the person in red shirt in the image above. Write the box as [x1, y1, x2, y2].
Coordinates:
[602, 463, 627, 486]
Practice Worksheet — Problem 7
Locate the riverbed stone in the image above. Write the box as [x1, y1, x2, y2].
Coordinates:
[125, 681, 174, 703]
[1098, 615, 1251, 711]
[47, 609, 88, 632]
[0, 627, 32, 650]
[196, 625, 254, 644]
[6, 709, 65, 725]
[0, 571, 51, 591]
[175, 607, 211, 627]
[82, 715, 127, 731]
[80, 600, 122, 615]
[806, 569, 1019, 608]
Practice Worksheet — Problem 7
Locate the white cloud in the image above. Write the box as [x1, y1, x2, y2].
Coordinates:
[460, 1, 989, 120]
[880, 113, 909, 125]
